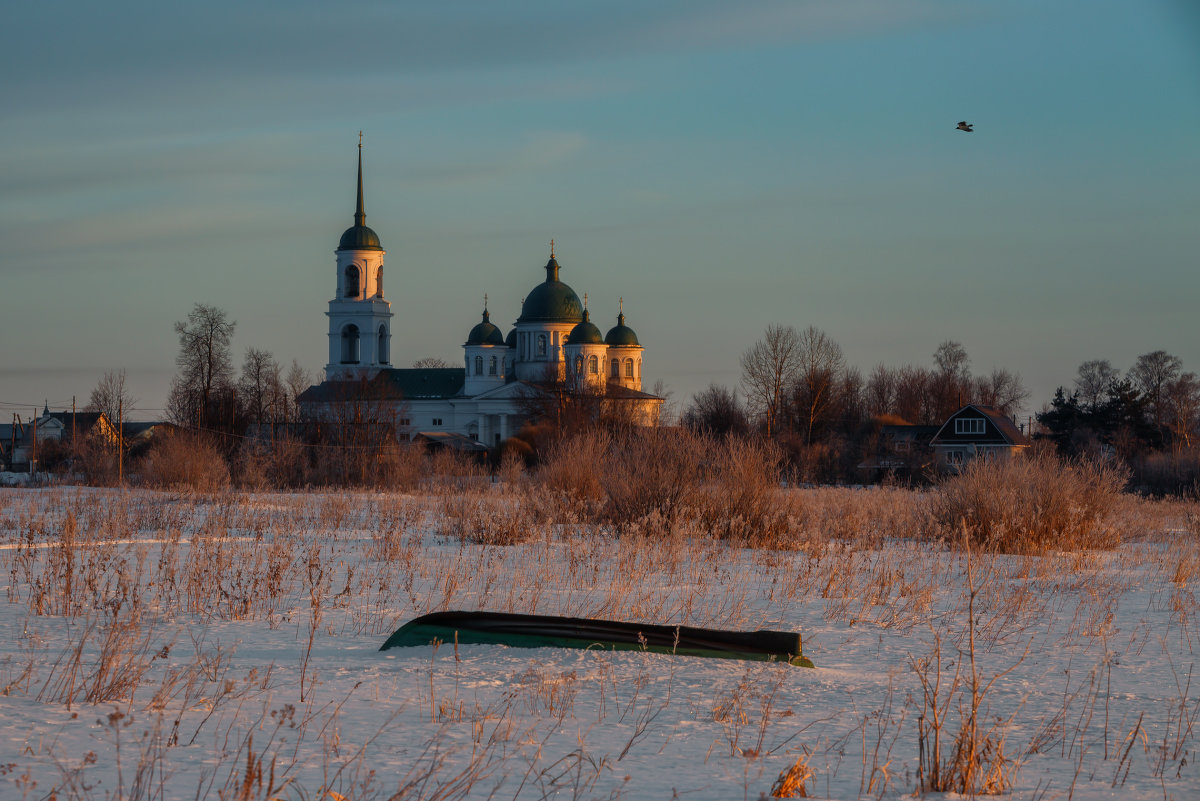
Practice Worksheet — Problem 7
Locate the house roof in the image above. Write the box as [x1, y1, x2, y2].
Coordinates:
[298, 368, 467, 404]
[413, 431, 489, 451]
[931, 404, 1030, 447]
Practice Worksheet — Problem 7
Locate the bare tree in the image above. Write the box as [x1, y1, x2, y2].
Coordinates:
[650, 379, 677, 426]
[238, 348, 282, 426]
[682, 384, 748, 436]
[1165, 372, 1200, 450]
[931, 340, 971, 419]
[865, 364, 897, 419]
[413, 357, 451, 369]
[740, 324, 802, 438]
[893, 365, 933, 424]
[86, 369, 137, 427]
[1074, 359, 1119, 412]
[792, 326, 844, 444]
[1129, 350, 1183, 430]
[972, 368, 1029, 417]
[285, 360, 314, 423]
[168, 304, 236, 428]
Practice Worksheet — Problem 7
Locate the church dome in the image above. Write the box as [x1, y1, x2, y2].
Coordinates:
[505, 328, 516, 348]
[338, 224, 382, 251]
[605, 312, 640, 347]
[466, 309, 504, 345]
[567, 309, 604, 345]
[337, 140, 383, 251]
[517, 255, 584, 324]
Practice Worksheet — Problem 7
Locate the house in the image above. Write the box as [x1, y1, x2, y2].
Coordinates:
[857, 423, 939, 480]
[929, 404, 1030, 472]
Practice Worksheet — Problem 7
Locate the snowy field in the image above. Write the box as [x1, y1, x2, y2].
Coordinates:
[1, 486, 1198, 800]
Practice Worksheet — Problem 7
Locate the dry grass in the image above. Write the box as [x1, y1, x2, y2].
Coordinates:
[0, 461, 1195, 799]
[929, 450, 1130, 553]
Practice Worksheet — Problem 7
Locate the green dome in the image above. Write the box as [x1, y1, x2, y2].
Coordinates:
[605, 312, 640, 347]
[517, 256, 584, 324]
[466, 309, 504, 345]
[568, 310, 604, 345]
[338, 224, 383, 251]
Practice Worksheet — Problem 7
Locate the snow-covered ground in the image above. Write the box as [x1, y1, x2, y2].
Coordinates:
[1, 486, 1197, 800]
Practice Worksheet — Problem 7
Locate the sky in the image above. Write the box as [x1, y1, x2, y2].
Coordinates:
[2, 0, 1198, 423]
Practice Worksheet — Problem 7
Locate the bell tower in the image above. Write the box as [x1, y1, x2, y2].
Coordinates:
[325, 134, 394, 380]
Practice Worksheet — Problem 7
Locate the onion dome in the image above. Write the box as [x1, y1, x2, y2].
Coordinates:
[568, 309, 604, 345]
[337, 139, 383, 252]
[516, 245, 584, 324]
[466, 309, 505, 346]
[605, 310, 640, 347]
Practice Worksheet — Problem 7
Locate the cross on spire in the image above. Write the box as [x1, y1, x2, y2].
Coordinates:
[550, 239, 555, 258]
[354, 132, 366, 227]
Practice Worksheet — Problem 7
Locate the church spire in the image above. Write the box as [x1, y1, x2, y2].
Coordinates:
[354, 131, 366, 227]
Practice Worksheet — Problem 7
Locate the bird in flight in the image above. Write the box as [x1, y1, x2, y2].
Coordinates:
[956, 121, 974, 132]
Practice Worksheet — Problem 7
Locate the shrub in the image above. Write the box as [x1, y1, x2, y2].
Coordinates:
[697, 435, 789, 541]
[138, 431, 230, 493]
[929, 449, 1128, 553]
[601, 428, 706, 532]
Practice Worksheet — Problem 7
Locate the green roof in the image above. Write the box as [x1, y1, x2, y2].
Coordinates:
[517, 256, 584, 324]
[604, 312, 639, 347]
[338, 224, 382, 251]
[466, 309, 505, 345]
[299, 368, 466, 403]
[567, 309, 604, 345]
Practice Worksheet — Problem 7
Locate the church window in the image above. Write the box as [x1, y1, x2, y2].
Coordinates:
[537, 335, 547, 357]
[432, 418, 443, 426]
[340, 324, 360, 364]
[344, 265, 360, 298]
[489, 356, 497, 376]
[575, 356, 584, 375]
[376, 266, 383, 296]
[378, 325, 388, 364]
[588, 355, 598, 374]
[625, 359, 634, 378]
[637, 359, 641, 377]
[475, 355, 483, 375]
[610, 358, 619, 378]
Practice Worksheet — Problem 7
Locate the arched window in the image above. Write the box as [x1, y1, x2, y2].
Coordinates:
[340, 324, 360, 363]
[575, 356, 584, 375]
[378, 325, 389, 364]
[637, 359, 641, 377]
[344, 265, 360, 298]
[475, 355, 483, 375]
[489, 356, 497, 376]
[611, 358, 619, 378]
[588, 355, 598, 374]
[537, 334, 547, 357]
[376, 266, 383, 297]
[625, 359, 634, 378]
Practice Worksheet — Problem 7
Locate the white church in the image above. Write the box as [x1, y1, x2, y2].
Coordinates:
[298, 143, 662, 447]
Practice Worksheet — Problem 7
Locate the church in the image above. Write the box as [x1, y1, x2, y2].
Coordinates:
[298, 143, 663, 447]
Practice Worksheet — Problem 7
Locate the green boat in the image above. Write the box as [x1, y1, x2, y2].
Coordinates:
[381, 611, 813, 668]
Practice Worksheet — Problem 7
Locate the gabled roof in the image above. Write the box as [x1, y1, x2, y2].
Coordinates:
[298, 368, 466, 404]
[931, 404, 1030, 447]
[413, 431, 489, 452]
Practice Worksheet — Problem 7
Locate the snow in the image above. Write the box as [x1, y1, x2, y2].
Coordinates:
[1, 486, 1198, 800]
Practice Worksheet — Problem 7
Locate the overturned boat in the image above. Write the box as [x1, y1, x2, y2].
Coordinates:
[380, 610, 813, 668]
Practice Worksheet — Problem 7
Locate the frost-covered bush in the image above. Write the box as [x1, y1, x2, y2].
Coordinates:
[930, 449, 1128, 553]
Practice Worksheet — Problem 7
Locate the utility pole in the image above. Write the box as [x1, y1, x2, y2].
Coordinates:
[31, 410, 37, 476]
[118, 396, 124, 485]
